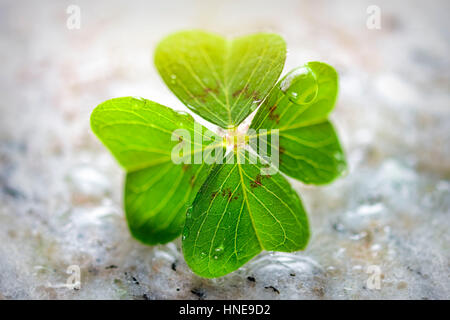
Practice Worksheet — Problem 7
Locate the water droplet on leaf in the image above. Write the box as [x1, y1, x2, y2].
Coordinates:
[182, 226, 189, 240]
[177, 111, 189, 117]
[280, 66, 318, 105]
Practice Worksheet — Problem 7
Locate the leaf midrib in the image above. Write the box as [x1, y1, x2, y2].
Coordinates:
[240, 152, 306, 247]
[237, 158, 264, 250]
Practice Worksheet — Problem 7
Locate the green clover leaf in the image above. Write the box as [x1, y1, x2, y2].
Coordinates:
[182, 149, 309, 278]
[90, 31, 346, 277]
[154, 30, 286, 128]
[250, 62, 347, 184]
[91, 97, 222, 244]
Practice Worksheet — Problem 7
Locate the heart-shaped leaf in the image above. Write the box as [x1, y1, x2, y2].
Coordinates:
[182, 149, 309, 278]
[154, 30, 286, 129]
[91, 97, 221, 244]
[250, 62, 346, 184]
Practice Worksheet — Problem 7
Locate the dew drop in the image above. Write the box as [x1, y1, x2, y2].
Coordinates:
[337, 163, 348, 175]
[333, 152, 344, 161]
[186, 207, 192, 220]
[279, 66, 318, 105]
[177, 111, 189, 117]
[186, 104, 199, 112]
[182, 227, 190, 240]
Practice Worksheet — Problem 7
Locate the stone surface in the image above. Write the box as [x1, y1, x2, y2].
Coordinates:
[0, 0, 449, 299]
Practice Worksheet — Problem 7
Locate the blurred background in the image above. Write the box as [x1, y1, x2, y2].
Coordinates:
[0, 0, 448, 299]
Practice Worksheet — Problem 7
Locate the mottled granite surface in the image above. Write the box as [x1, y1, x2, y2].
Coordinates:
[0, 0, 449, 299]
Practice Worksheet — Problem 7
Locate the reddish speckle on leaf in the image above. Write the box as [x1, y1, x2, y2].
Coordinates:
[231, 85, 260, 101]
[250, 174, 271, 188]
[221, 187, 233, 200]
[232, 85, 248, 98]
[250, 174, 263, 188]
[196, 87, 219, 102]
[250, 90, 259, 100]
[204, 87, 219, 95]
[268, 105, 280, 123]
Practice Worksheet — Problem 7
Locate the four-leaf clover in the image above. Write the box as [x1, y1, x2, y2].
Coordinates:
[90, 30, 346, 278]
